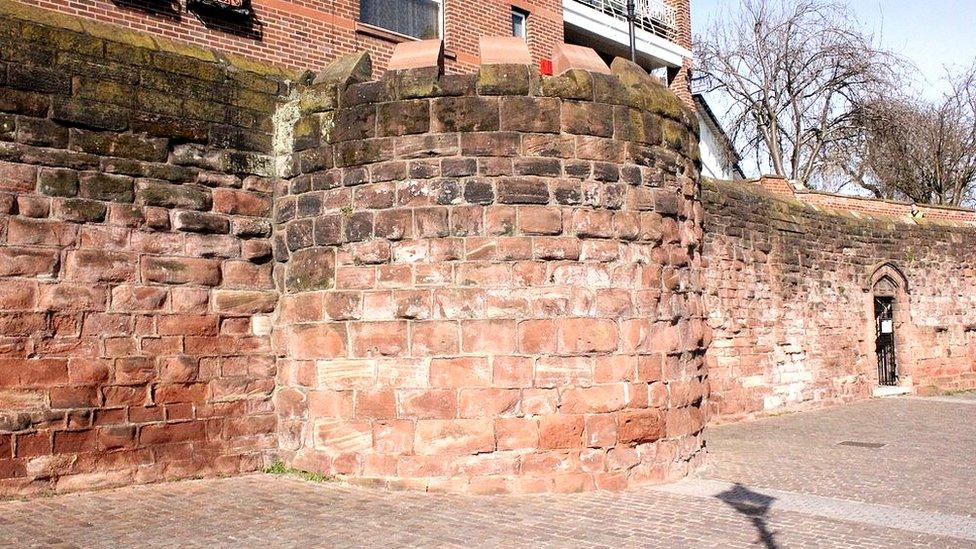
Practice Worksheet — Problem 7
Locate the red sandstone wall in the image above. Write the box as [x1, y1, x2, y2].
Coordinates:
[271, 57, 707, 494]
[8, 0, 563, 76]
[703, 180, 976, 422]
[0, 9, 284, 494]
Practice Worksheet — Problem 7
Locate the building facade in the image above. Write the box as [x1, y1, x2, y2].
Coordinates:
[19, 0, 692, 101]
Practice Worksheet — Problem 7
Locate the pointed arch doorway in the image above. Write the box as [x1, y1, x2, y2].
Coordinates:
[868, 263, 910, 388]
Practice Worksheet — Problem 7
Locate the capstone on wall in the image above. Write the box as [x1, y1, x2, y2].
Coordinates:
[703, 179, 976, 422]
[0, 7, 288, 494]
[271, 54, 708, 494]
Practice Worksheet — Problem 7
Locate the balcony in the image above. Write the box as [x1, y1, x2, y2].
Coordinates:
[563, 0, 690, 70]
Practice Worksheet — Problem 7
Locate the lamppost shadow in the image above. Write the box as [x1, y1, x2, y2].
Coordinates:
[716, 483, 779, 549]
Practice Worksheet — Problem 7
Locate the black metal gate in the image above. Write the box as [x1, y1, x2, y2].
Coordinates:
[874, 297, 897, 385]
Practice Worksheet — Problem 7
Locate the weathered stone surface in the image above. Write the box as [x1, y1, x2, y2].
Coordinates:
[37, 168, 78, 197]
[285, 247, 336, 292]
[78, 172, 133, 202]
[313, 51, 372, 87]
[137, 181, 212, 210]
[173, 211, 230, 234]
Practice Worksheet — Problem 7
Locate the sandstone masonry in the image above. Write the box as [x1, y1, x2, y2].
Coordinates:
[703, 178, 976, 422]
[0, 4, 973, 498]
[271, 46, 707, 494]
[0, 5, 287, 493]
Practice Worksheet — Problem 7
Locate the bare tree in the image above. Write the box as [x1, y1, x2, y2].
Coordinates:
[695, 0, 901, 186]
[843, 65, 976, 207]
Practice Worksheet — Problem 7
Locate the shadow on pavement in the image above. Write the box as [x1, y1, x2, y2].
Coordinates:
[716, 483, 778, 549]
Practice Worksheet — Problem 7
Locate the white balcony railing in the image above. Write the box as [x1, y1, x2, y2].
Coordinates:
[570, 0, 678, 41]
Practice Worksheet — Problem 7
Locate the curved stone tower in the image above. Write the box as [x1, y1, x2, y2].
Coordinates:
[272, 43, 707, 494]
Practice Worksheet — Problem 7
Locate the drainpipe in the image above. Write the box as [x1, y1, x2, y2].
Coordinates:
[626, 0, 637, 63]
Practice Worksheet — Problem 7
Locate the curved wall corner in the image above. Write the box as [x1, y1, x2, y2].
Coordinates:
[271, 58, 707, 494]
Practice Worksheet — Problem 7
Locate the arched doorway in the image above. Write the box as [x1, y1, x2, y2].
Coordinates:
[868, 263, 910, 388]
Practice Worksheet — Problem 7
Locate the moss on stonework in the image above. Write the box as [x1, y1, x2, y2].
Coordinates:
[0, 0, 296, 80]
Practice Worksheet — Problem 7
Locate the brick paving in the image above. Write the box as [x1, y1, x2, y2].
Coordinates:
[1, 396, 974, 548]
[705, 396, 976, 518]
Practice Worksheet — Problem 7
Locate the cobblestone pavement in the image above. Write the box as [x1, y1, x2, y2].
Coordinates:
[705, 396, 976, 518]
[1, 396, 974, 548]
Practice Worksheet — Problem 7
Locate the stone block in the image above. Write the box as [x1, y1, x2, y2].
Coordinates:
[142, 256, 222, 286]
[387, 39, 444, 72]
[539, 414, 584, 449]
[285, 247, 336, 292]
[477, 64, 532, 96]
[499, 97, 559, 133]
[479, 36, 532, 65]
[173, 211, 230, 234]
[616, 409, 664, 444]
[137, 181, 212, 210]
[552, 43, 611, 76]
[414, 419, 494, 455]
[79, 172, 133, 203]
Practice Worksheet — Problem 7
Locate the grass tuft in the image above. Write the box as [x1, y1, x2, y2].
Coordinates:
[264, 460, 335, 483]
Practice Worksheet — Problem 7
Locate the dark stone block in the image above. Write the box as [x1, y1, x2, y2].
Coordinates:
[286, 218, 314, 251]
[335, 139, 393, 167]
[313, 215, 343, 246]
[59, 198, 107, 223]
[52, 97, 129, 132]
[0, 88, 50, 117]
[431, 96, 499, 133]
[130, 112, 209, 142]
[464, 179, 495, 204]
[497, 177, 549, 204]
[16, 118, 68, 148]
[79, 172, 134, 203]
[515, 157, 561, 177]
[441, 158, 477, 178]
[344, 211, 373, 242]
[499, 97, 559, 133]
[297, 192, 323, 218]
[332, 103, 376, 142]
[209, 125, 273, 153]
[377, 99, 430, 137]
[37, 168, 78, 197]
[173, 210, 230, 233]
[6, 64, 71, 94]
[137, 181, 212, 210]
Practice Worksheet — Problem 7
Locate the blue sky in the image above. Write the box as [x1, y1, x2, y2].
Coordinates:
[692, 0, 976, 98]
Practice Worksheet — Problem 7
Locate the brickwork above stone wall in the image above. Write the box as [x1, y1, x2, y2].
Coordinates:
[270, 56, 707, 494]
[703, 179, 976, 422]
[0, 8, 291, 494]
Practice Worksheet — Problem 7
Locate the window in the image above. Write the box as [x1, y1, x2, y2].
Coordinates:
[511, 7, 528, 39]
[360, 0, 442, 39]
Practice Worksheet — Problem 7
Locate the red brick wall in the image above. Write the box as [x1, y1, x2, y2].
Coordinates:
[703, 180, 976, 423]
[12, 0, 562, 75]
[272, 59, 707, 494]
[664, 0, 692, 105]
[0, 8, 283, 494]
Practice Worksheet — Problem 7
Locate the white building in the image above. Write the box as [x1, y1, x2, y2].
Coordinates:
[694, 94, 744, 181]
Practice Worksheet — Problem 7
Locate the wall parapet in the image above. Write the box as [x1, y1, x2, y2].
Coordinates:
[753, 174, 976, 226]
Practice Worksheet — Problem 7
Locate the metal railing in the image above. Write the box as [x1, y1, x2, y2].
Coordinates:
[571, 0, 678, 41]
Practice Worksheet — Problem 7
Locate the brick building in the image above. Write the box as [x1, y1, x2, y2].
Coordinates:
[19, 0, 692, 101]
